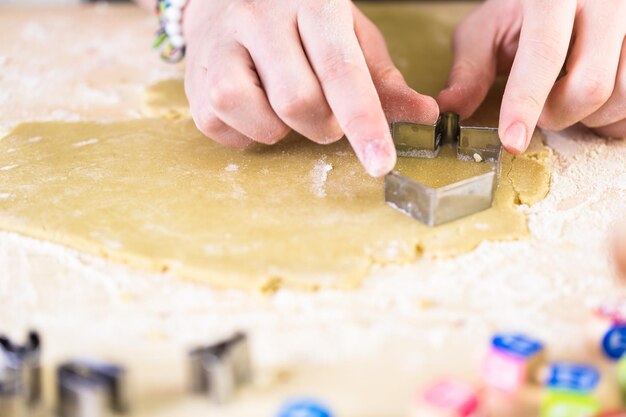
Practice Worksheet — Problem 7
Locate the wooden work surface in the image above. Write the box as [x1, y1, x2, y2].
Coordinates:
[1, 3, 626, 417]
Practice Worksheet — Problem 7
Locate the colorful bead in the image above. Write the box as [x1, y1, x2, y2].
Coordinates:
[594, 301, 626, 323]
[169, 35, 185, 49]
[164, 6, 182, 20]
[541, 390, 600, 417]
[154, 0, 187, 63]
[482, 332, 544, 392]
[165, 22, 182, 36]
[483, 349, 526, 392]
[587, 302, 626, 360]
[414, 380, 480, 417]
[603, 325, 626, 360]
[277, 399, 333, 417]
[491, 333, 544, 358]
[544, 363, 600, 393]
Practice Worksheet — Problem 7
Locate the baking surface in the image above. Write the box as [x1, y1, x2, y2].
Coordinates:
[1, 3, 626, 416]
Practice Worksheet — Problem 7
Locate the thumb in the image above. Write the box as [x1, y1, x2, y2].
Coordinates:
[352, 5, 439, 125]
[436, 9, 498, 120]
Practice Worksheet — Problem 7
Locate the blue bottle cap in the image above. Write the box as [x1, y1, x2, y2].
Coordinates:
[491, 333, 543, 358]
[277, 398, 333, 417]
[602, 325, 626, 360]
[545, 362, 600, 393]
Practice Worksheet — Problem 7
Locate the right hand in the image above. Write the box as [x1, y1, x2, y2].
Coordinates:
[182, 0, 438, 177]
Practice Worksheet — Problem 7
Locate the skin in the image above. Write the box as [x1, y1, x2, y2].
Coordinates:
[616, 226, 626, 279]
[139, 0, 626, 268]
[178, 0, 439, 177]
[438, 0, 626, 154]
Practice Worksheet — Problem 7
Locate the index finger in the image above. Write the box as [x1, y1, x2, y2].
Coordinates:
[499, 0, 576, 154]
[297, 1, 395, 177]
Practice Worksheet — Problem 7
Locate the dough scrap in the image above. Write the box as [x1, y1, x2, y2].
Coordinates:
[0, 4, 552, 291]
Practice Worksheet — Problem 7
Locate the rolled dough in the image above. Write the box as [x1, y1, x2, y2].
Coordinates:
[0, 4, 551, 291]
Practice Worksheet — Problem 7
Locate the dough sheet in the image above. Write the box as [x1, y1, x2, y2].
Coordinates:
[0, 4, 551, 291]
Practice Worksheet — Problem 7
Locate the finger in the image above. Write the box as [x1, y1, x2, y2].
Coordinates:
[185, 61, 253, 148]
[436, 4, 499, 120]
[583, 38, 626, 128]
[297, 1, 395, 177]
[239, 16, 343, 144]
[352, 5, 438, 124]
[499, 0, 576, 154]
[593, 118, 626, 138]
[540, 3, 626, 131]
[204, 43, 290, 145]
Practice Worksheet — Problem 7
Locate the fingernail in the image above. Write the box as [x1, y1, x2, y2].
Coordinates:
[364, 140, 395, 177]
[504, 121, 528, 154]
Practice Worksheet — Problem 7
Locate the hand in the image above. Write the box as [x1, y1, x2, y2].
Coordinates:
[437, 0, 626, 154]
[182, 0, 438, 177]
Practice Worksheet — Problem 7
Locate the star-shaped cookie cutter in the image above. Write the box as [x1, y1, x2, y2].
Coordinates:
[385, 112, 502, 227]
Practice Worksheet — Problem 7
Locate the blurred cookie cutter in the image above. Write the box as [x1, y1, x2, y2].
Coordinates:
[188, 332, 253, 404]
[57, 359, 129, 417]
[0, 331, 41, 417]
[385, 112, 502, 226]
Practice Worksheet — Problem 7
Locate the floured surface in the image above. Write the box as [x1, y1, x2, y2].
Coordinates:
[0, 117, 548, 290]
[0, 3, 551, 290]
[1, 4, 625, 417]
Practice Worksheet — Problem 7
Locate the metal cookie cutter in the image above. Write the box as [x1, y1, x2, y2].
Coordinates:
[386, 112, 502, 226]
[0, 331, 42, 417]
[57, 359, 129, 417]
[188, 332, 252, 404]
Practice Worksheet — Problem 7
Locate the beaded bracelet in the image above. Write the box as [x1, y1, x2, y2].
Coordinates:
[153, 0, 188, 63]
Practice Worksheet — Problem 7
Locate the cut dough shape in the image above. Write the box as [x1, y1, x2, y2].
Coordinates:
[0, 4, 551, 291]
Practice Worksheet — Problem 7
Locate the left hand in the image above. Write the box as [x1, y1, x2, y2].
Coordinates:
[437, 0, 626, 154]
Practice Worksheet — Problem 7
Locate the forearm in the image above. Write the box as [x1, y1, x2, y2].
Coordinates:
[134, 0, 156, 11]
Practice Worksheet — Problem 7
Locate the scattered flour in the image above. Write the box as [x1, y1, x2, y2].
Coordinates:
[48, 110, 81, 122]
[89, 231, 123, 250]
[0, 91, 10, 106]
[225, 164, 239, 172]
[20, 22, 48, 42]
[76, 83, 120, 106]
[231, 184, 246, 199]
[0, 164, 18, 171]
[73, 138, 98, 148]
[310, 158, 333, 198]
